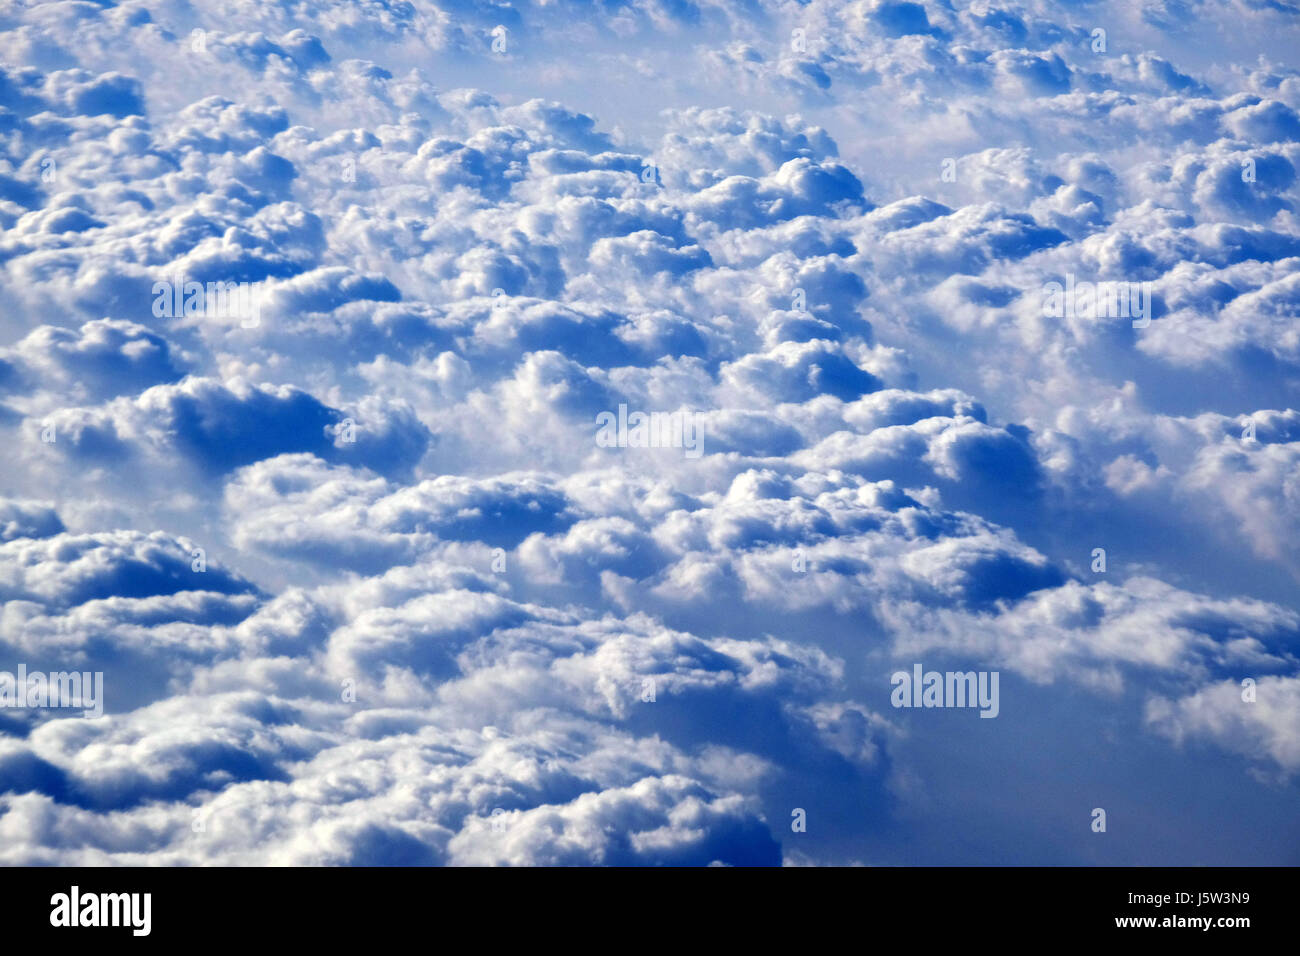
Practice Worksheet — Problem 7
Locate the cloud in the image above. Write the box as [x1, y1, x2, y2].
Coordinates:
[30, 377, 431, 479]
[1147, 676, 1300, 773]
[1, 0, 1298, 865]
[0, 318, 188, 404]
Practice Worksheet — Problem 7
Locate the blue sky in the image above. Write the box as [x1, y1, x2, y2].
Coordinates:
[0, 0, 1297, 864]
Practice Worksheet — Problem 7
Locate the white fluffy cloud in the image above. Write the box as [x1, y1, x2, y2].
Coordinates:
[1, 0, 1298, 865]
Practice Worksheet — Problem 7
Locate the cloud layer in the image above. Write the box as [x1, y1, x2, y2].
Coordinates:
[1, 0, 1298, 865]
